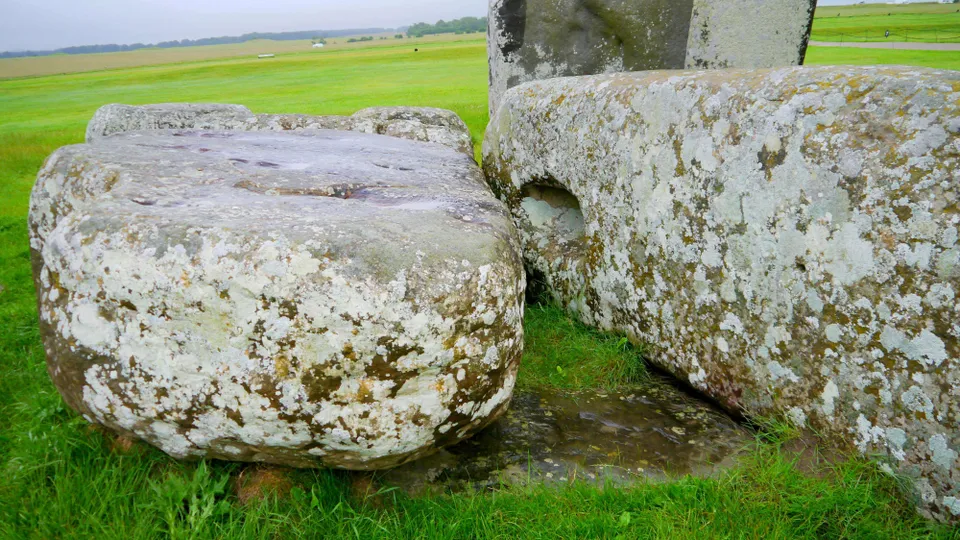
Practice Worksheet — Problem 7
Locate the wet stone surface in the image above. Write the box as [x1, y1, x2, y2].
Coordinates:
[378, 378, 752, 494]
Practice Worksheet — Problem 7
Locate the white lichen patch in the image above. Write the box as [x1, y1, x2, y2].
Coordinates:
[30, 128, 525, 470]
[483, 65, 960, 522]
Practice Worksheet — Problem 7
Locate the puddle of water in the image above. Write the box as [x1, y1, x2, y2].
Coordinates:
[376, 378, 753, 495]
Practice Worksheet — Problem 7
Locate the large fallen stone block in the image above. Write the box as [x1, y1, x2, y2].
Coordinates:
[86, 103, 474, 156]
[488, 0, 817, 114]
[483, 66, 960, 521]
[30, 128, 524, 469]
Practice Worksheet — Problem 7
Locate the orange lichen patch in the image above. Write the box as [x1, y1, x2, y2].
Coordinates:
[110, 435, 143, 455]
[86, 424, 147, 455]
[234, 466, 294, 506]
[274, 353, 291, 379]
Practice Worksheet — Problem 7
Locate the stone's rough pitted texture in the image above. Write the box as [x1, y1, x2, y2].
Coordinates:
[685, 0, 817, 70]
[483, 66, 960, 521]
[85, 104, 261, 141]
[378, 381, 752, 494]
[487, 0, 816, 114]
[86, 103, 474, 156]
[348, 107, 475, 156]
[31, 129, 525, 470]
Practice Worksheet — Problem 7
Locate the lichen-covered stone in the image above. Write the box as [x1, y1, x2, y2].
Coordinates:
[348, 107, 475, 156]
[488, 0, 816, 114]
[86, 103, 474, 156]
[483, 66, 960, 521]
[30, 129, 524, 470]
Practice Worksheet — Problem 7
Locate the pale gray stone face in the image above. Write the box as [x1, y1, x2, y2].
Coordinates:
[30, 129, 525, 470]
[483, 66, 960, 522]
[488, 0, 816, 114]
[86, 103, 475, 156]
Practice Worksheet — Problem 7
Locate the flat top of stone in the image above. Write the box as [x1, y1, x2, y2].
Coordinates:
[50, 129, 512, 279]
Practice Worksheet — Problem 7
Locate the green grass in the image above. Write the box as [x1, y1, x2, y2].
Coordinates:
[1, 429, 952, 539]
[520, 304, 648, 391]
[1, 38, 958, 538]
[812, 3, 960, 43]
[806, 45, 960, 71]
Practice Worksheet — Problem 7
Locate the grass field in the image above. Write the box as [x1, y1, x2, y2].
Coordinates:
[0, 33, 485, 80]
[1, 3, 957, 80]
[805, 45, 960, 70]
[812, 2, 960, 43]
[1, 35, 959, 538]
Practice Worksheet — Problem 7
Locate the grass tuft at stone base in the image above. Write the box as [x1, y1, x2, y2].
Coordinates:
[521, 303, 649, 392]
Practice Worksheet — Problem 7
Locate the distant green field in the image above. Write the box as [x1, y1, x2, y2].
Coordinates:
[812, 2, 960, 43]
[1, 39, 958, 538]
[0, 33, 485, 80]
[806, 45, 960, 71]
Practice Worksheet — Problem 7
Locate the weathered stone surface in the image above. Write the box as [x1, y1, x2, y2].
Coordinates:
[86, 103, 474, 156]
[349, 107, 476, 156]
[483, 66, 960, 521]
[30, 129, 524, 470]
[377, 380, 752, 494]
[488, 0, 816, 114]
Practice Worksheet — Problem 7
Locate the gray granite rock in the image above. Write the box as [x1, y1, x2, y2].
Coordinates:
[483, 66, 960, 521]
[30, 129, 524, 470]
[488, 0, 816, 114]
[86, 103, 474, 156]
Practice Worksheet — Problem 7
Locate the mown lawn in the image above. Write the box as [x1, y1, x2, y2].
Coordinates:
[811, 3, 960, 43]
[806, 46, 960, 71]
[0, 33, 487, 80]
[1, 39, 958, 538]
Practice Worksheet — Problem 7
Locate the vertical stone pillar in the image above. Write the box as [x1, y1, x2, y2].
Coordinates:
[488, 0, 817, 115]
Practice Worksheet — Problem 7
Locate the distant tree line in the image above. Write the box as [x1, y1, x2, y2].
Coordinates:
[0, 28, 389, 58]
[406, 17, 486, 38]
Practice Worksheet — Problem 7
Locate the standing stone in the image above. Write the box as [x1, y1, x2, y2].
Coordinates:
[488, 0, 817, 114]
[483, 66, 960, 521]
[31, 129, 524, 470]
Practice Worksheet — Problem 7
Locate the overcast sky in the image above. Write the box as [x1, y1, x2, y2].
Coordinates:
[0, 0, 895, 52]
[0, 0, 486, 51]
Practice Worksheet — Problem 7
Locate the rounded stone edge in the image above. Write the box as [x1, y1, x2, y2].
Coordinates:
[29, 136, 527, 470]
[482, 65, 960, 522]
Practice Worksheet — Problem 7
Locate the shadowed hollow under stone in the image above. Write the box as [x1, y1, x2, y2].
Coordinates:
[29, 129, 525, 470]
[377, 378, 752, 494]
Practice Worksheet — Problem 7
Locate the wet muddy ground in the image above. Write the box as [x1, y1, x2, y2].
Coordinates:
[376, 377, 754, 494]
